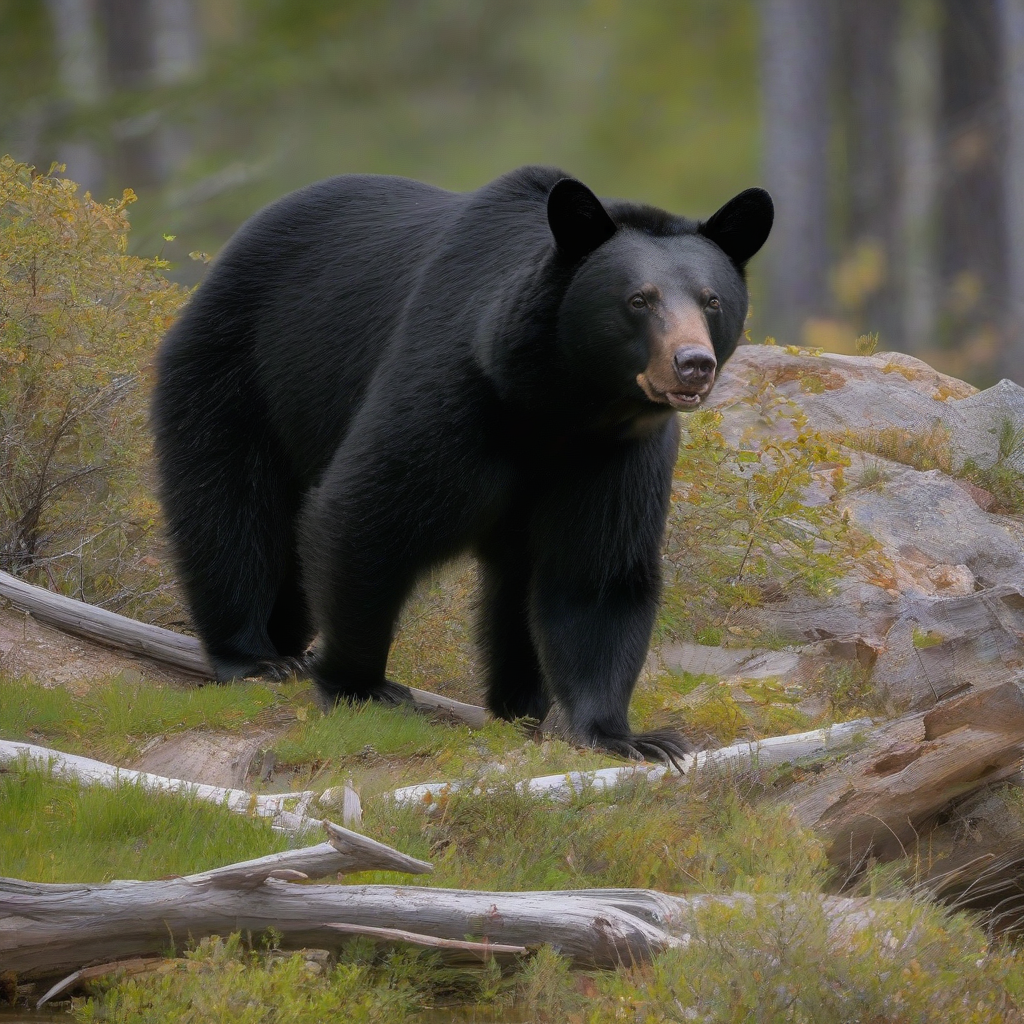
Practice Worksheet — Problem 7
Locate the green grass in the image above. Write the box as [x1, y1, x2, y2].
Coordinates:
[271, 701, 625, 799]
[8, 764, 1024, 1022]
[0, 769, 289, 882]
[0, 672, 288, 762]
[0, 674, 631, 800]
[272, 700, 454, 765]
[69, 908, 1024, 1024]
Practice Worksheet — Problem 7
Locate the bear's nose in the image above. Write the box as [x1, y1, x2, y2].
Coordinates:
[673, 347, 717, 389]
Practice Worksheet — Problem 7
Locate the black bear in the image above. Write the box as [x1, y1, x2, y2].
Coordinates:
[152, 166, 772, 764]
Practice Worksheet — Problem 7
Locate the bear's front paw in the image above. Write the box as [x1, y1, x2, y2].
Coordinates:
[596, 728, 697, 771]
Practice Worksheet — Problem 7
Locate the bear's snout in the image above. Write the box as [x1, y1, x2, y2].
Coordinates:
[672, 347, 717, 391]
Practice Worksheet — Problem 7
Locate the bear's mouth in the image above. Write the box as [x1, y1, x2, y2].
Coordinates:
[636, 372, 715, 411]
[665, 390, 705, 409]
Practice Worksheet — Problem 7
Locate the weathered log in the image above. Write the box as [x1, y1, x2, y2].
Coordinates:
[785, 680, 1024, 869]
[0, 877, 680, 977]
[0, 569, 210, 675]
[391, 718, 873, 807]
[1, 859, 883, 979]
[0, 740, 323, 835]
[0, 569, 489, 728]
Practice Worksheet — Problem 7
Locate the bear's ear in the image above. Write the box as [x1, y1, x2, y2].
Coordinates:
[698, 187, 774, 270]
[547, 178, 617, 262]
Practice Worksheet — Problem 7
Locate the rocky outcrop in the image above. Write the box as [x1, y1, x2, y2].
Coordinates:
[685, 344, 1024, 710]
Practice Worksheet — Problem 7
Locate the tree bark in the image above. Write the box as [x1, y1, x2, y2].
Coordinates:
[939, 0, 1007, 361]
[43, 0, 104, 193]
[837, 0, 900, 343]
[897, 0, 941, 354]
[0, 862, 886, 979]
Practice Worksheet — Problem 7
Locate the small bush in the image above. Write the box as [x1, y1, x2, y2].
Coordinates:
[660, 385, 865, 643]
[0, 156, 188, 619]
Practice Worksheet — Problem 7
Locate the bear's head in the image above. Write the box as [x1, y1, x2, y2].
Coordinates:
[548, 178, 773, 416]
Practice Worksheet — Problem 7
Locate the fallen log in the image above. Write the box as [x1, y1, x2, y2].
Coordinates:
[2, 819, 434, 982]
[391, 718, 873, 807]
[784, 680, 1024, 870]
[0, 569, 210, 675]
[0, 569, 489, 728]
[1, 827, 884, 979]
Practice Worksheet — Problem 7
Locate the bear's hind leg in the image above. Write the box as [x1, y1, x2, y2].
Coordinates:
[155, 418, 304, 682]
[183, 504, 304, 683]
[267, 555, 315, 661]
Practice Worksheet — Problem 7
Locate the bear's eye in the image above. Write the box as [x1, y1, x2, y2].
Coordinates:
[706, 296, 721, 311]
[629, 293, 647, 309]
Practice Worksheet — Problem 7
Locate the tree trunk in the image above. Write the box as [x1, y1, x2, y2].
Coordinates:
[999, 0, 1024, 382]
[95, 0, 158, 189]
[760, 0, 833, 343]
[0, 862, 889, 979]
[939, 0, 1007, 365]
[897, 0, 942, 354]
[837, 0, 900, 344]
[43, 0, 104, 193]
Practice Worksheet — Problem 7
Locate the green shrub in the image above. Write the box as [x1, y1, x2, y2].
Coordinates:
[660, 386, 865, 643]
[0, 156, 189, 619]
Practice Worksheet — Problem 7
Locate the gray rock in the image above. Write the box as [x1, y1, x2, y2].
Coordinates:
[690, 345, 1024, 710]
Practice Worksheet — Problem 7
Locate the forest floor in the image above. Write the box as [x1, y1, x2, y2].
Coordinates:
[5, 605, 1024, 1022]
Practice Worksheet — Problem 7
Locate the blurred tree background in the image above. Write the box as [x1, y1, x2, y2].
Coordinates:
[4, 0, 1024, 384]
[8, 0, 1024, 385]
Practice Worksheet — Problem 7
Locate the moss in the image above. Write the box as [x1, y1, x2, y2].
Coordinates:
[913, 627, 945, 649]
[805, 662, 887, 719]
[681, 687, 748, 746]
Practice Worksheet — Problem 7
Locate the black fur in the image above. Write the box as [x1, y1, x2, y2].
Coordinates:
[151, 166, 772, 764]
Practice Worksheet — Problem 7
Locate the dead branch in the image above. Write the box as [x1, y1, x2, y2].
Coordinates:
[391, 718, 873, 808]
[0, 569, 489, 728]
[0, 739, 324, 835]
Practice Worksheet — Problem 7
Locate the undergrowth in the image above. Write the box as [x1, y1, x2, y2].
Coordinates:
[71, 912, 1024, 1024]
[8, 766, 1018, 1023]
[659, 385, 869, 646]
[356, 768, 827, 894]
[7, 759, 1024, 1022]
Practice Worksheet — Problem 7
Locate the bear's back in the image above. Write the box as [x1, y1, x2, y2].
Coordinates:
[243, 169, 563, 480]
